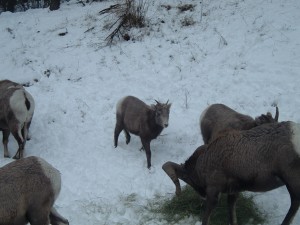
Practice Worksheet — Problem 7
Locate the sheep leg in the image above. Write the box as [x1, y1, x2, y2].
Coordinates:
[141, 138, 151, 169]
[50, 207, 69, 225]
[26, 120, 32, 140]
[2, 130, 10, 158]
[11, 130, 25, 159]
[279, 172, 300, 225]
[27, 211, 50, 225]
[21, 121, 29, 142]
[202, 188, 220, 225]
[124, 129, 131, 144]
[13, 143, 24, 159]
[114, 123, 123, 148]
[227, 193, 239, 225]
[30, 218, 50, 225]
[281, 197, 300, 225]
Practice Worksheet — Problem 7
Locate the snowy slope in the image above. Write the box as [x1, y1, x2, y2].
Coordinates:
[0, 0, 300, 224]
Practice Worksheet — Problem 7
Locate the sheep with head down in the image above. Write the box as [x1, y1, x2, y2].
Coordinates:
[163, 121, 300, 225]
[200, 103, 279, 144]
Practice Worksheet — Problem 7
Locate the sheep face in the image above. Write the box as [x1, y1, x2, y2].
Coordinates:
[162, 145, 207, 198]
[154, 101, 171, 128]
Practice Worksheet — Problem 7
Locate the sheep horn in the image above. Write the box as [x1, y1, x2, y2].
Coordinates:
[162, 161, 183, 196]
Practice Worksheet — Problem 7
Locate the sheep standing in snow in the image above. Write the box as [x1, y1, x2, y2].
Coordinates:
[0, 156, 69, 225]
[200, 103, 279, 144]
[163, 121, 300, 225]
[114, 96, 171, 169]
[0, 79, 35, 159]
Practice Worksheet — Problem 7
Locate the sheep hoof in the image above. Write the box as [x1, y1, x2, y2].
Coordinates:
[13, 155, 20, 160]
[148, 166, 155, 173]
[4, 154, 10, 158]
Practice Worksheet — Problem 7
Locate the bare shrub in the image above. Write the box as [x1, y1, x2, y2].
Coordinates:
[177, 4, 195, 12]
[99, 0, 149, 44]
[181, 16, 196, 27]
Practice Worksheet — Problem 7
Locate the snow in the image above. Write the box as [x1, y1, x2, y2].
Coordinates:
[0, 0, 300, 224]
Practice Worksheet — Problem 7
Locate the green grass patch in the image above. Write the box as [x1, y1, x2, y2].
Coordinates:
[149, 186, 267, 225]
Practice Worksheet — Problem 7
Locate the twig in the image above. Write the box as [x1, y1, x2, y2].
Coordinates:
[84, 27, 95, 33]
[214, 28, 228, 47]
[200, 1, 203, 23]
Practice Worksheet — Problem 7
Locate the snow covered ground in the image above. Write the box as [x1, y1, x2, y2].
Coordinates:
[0, 0, 300, 224]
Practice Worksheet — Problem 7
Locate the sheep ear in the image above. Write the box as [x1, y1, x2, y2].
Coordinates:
[255, 114, 270, 125]
[165, 100, 171, 108]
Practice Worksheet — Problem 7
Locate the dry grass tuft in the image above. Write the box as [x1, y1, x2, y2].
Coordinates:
[99, 0, 148, 44]
[148, 186, 267, 225]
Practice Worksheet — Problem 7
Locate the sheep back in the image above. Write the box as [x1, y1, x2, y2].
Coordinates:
[200, 104, 255, 144]
[116, 96, 156, 136]
[197, 122, 300, 192]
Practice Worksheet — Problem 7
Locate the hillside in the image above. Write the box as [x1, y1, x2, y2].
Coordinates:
[0, 0, 300, 224]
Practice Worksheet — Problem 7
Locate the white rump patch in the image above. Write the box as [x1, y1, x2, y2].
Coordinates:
[9, 89, 34, 122]
[9, 89, 28, 123]
[116, 96, 127, 114]
[291, 123, 300, 157]
[37, 157, 62, 200]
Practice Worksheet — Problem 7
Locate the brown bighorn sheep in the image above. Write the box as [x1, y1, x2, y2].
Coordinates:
[114, 96, 171, 169]
[163, 121, 300, 225]
[0, 156, 69, 225]
[0, 79, 35, 159]
[200, 103, 279, 144]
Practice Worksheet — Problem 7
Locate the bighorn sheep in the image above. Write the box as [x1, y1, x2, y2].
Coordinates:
[163, 121, 300, 225]
[114, 96, 171, 169]
[0, 156, 69, 225]
[200, 103, 279, 144]
[0, 79, 35, 159]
